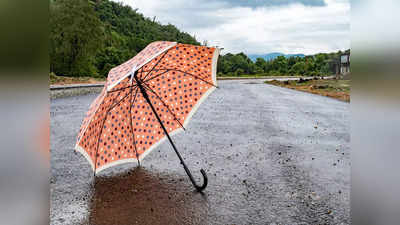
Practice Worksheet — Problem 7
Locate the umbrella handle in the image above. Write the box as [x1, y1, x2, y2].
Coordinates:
[197, 169, 208, 191]
[181, 163, 208, 192]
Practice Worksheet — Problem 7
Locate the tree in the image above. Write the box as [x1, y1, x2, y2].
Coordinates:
[290, 62, 306, 75]
[50, 0, 201, 77]
[315, 54, 326, 72]
[235, 68, 245, 76]
[216, 49, 349, 77]
[95, 46, 133, 77]
[50, 0, 104, 76]
[255, 58, 268, 72]
[287, 56, 297, 68]
[272, 56, 288, 75]
[304, 56, 316, 75]
[254, 65, 264, 74]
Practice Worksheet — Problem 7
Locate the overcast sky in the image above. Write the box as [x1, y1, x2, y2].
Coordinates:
[121, 0, 350, 55]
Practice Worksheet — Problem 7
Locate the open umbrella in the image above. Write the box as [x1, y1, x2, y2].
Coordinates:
[75, 41, 220, 191]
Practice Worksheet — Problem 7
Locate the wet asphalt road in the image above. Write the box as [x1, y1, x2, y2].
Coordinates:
[50, 79, 350, 225]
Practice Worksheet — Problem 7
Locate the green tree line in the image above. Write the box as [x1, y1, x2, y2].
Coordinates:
[50, 0, 349, 78]
[217, 49, 350, 77]
[50, 0, 200, 77]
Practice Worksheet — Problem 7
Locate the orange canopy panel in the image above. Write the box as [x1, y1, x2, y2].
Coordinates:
[75, 41, 219, 174]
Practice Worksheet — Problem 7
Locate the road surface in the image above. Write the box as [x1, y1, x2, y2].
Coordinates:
[51, 79, 350, 225]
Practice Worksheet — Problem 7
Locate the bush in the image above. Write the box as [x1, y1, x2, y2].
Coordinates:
[235, 68, 245, 76]
[268, 70, 280, 76]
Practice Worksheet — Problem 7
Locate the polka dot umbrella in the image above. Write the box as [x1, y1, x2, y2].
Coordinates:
[75, 41, 220, 191]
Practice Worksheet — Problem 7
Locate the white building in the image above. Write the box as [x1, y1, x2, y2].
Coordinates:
[340, 53, 350, 75]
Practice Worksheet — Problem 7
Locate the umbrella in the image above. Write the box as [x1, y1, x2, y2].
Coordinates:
[75, 41, 220, 191]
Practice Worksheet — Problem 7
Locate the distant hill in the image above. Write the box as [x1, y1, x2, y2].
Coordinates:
[248, 53, 305, 62]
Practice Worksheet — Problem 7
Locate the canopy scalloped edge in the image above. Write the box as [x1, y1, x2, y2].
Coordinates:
[75, 47, 220, 174]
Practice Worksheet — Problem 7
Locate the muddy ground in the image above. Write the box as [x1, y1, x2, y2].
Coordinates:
[50, 79, 350, 225]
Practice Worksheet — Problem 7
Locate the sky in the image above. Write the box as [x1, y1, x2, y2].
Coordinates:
[121, 0, 350, 55]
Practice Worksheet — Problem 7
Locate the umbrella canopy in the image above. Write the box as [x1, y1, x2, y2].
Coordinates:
[75, 41, 219, 190]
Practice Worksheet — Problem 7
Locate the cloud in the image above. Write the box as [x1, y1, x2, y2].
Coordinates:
[122, 0, 350, 55]
[207, 0, 327, 8]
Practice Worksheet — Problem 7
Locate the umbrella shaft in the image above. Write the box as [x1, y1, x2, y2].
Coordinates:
[134, 75, 194, 178]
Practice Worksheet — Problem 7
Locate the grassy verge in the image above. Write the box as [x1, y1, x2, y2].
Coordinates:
[265, 78, 350, 102]
[50, 73, 105, 85]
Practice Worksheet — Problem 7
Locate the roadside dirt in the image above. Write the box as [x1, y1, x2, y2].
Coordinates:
[266, 78, 350, 102]
[50, 73, 106, 85]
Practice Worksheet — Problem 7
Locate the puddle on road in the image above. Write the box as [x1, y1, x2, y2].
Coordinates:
[87, 168, 208, 225]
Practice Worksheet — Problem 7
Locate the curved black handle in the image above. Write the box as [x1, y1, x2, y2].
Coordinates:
[193, 169, 208, 192]
[182, 164, 208, 192]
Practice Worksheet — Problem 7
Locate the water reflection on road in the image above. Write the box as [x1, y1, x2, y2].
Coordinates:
[89, 168, 208, 225]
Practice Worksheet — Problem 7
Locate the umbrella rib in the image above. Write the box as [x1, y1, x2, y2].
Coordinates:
[128, 87, 140, 164]
[137, 66, 144, 75]
[144, 68, 217, 88]
[108, 84, 138, 93]
[107, 91, 132, 112]
[138, 68, 169, 73]
[142, 82, 186, 131]
[143, 69, 172, 82]
[171, 69, 218, 88]
[141, 51, 169, 81]
[94, 87, 138, 172]
[136, 67, 146, 80]
[141, 69, 171, 83]
[93, 89, 126, 172]
[143, 69, 172, 83]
